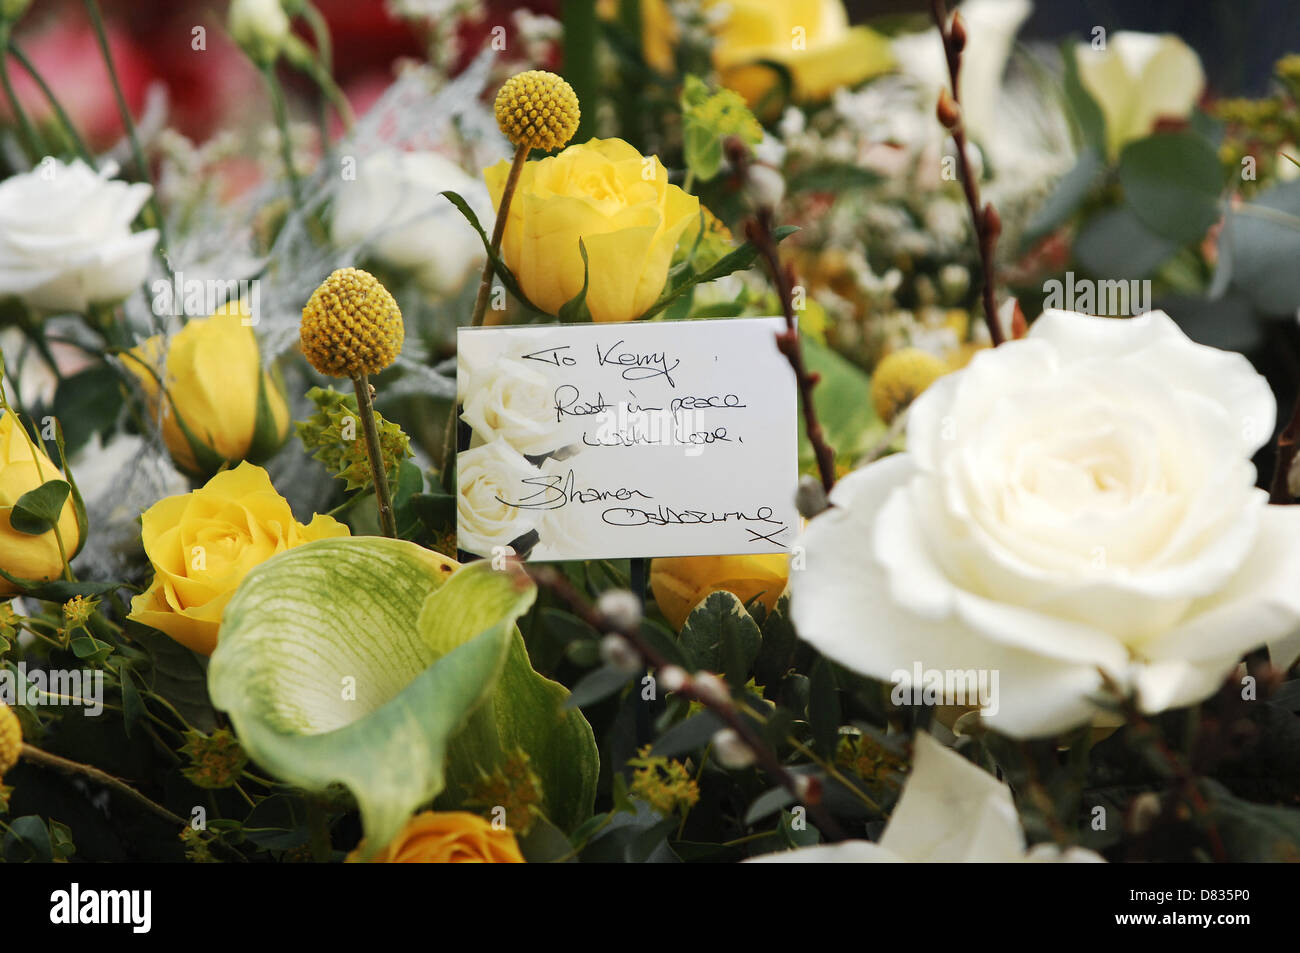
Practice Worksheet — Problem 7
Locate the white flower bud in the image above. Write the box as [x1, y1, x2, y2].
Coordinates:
[795, 474, 829, 518]
[692, 672, 731, 707]
[229, 0, 291, 67]
[599, 634, 641, 674]
[745, 163, 785, 210]
[711, 728, 755, 769]
[597, 588, 642, 632]
[658, 665, 688, 693]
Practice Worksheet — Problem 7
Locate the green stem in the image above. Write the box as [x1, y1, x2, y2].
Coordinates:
[352, 372, 397, 537]
[82, 0, 172, 261]
[7, 40, 93, 163]
[474, 142, 528, 328]
[0, 23, 42, 159]
[262, 64, 304, 210]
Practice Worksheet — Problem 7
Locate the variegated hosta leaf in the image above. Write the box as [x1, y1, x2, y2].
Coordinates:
[208, 537, 596, 854]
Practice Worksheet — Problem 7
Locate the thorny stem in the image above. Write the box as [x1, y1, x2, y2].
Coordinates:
[353, 372, 397, 538]
[526, 563, 849, 842]
[930, 0, 1005, 347]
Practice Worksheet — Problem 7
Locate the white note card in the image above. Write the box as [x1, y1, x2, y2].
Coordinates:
[456, 317, 799, 561]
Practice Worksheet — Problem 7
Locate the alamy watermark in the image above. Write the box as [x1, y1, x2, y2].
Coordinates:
[1042, 271, 1151, 317]
[0, 664, 104, 716]
[890, 663, 1000, 715]
[151, 271, 261, 325]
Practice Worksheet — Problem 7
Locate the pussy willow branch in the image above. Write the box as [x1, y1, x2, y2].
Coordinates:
[728, 140, 837, 493]
[526, 564, 848, 842]
[21, 744, 186, 828]
[930, 0, 1005, 347]
[1268, 391, 1300, 503]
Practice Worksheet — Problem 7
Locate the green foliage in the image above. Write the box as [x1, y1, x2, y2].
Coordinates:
[296, 385, 412, 492]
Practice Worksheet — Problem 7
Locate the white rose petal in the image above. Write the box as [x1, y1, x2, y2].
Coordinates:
[455, 437, 541, 557]
[747, 733, 1104, 863]
[332, 149, 489, 296]
[0, 158, 158, 313]
[792, 310, 1300, 738]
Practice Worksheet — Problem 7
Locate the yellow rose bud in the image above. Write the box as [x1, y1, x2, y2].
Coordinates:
[0, 702, 21, 778]
[704, 0, 894, 110]
[650, 554, 789, 631]
[124, 302, 291, 478]
[348, 810, 526, 863]
[0, 411, 82, 595]
[870, 347, 948, 424]
[127, 462, 349, 656]
[485, 138, 700, 323]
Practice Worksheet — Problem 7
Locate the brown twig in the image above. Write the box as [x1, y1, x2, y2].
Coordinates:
[728, 139, 838, 493]
[527, 564, 849, 841]
[21, 743, 187, 828]
[930, 0, 1005, 347]
[1268, 391, 1300, 503]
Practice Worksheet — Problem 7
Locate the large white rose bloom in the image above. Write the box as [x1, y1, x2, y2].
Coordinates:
[792, 310, 1300, 738]
[331, 150, 490, 296]
[0, 159, 158, 313]
[749, 732, 1103, 862]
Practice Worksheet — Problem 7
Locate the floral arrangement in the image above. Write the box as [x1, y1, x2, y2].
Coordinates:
[0, 0, 1297, 870]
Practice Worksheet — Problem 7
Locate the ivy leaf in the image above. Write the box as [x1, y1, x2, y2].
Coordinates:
[9, 479, 70, 536]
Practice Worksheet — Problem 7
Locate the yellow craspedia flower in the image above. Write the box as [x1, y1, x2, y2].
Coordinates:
[348, 810, 526, 863]
[485, 138, 699, 322]
[0, 702, 20, 778]
[494, 70, 580, 153]
[300, 268, 403, 378]
[651, 553, 789, 631]
[870, 348, 948, 424]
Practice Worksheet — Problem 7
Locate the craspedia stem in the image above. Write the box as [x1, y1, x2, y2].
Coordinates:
[353, 372, 397, 538]
[471, 142, 528, 329]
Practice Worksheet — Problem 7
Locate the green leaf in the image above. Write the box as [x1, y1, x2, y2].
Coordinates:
[786, 162, 882, 194]
[565, 664, 634, 709]
[1062, 41, 1107, 154]
[129, 620, 217, 733]
[1118, 132, 1223, 244]
[799, 337, 883, 470]
[1073, 206, 1179, 280]
[246, 366, 287, 464]
[210, 540, 533, 855]
[808, 658, 841, 758]
[52, 364, 123, 456]
[3, 815, 53, 862]
[9, 479, 70, 535]
[440, 190, 547, 317]
[651, 710, 725, 758]
[680, 591, 761, 684]
[117, 661, 144, 740]
[557, 238, 593, 323]
[754, 593, 797, 689]
[637, 226, 798, 321]
[1222, 181, 1300, 314]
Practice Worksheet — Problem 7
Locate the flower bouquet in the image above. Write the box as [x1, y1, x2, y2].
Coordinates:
[0, 0, 1296, 882]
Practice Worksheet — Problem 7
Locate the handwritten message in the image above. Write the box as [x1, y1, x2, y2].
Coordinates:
[456, 317, 798, 561]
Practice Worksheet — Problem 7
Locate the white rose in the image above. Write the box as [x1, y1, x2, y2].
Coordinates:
[332, 150, 490, 296]
[748, 732, 1104, 863]
[458, 355, 559, 457]
[456, 437, 541, 557]
[1076, 31, 1204, 157]
[792, 310, 1300, 739]
[0, 159, 158, 313]
[228, 0, 290, 66]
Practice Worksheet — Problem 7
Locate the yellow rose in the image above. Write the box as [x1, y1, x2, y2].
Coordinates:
[651, 553, 789, 631]
[128, 462, 348, 656]
[349, 810, 526, 863]
[0, 411, 82, 595]
[124, 302, 291, 478]
[485, 138, 700, 323]
[704, 0, 894, 109]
